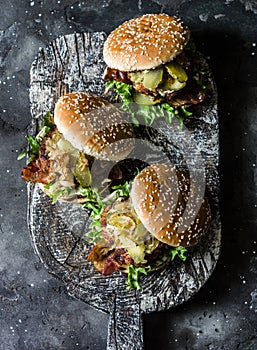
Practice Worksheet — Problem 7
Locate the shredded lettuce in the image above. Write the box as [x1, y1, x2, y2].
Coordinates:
[126, 265, 150, 290]
[105, 80, 134, 105]
[81, 186, 106, 243]
[111, 181, 131, 198]
[17, 135, 41, 162]
[48, 187, 73, 204]
[105, 80, 192, 127]
[40, 111, 55, 131]
[17, 111, 54, 162]
[126, 246, 188, 290]
[170, 246, 188, 262]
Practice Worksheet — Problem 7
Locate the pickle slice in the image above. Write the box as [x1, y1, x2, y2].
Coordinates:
[165, 62, 188, 82]
[160, 76, 186, 91]
[142, 66, 163, 89]
[130, 67, 163, 89]
[73, 154, 92, 187]
[130, 71, 144, 83]
[158, 62, 188, 91]
[133, 92, 160, 105]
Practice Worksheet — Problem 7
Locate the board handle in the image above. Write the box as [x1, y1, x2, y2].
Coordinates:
[107, 294, 144, 350]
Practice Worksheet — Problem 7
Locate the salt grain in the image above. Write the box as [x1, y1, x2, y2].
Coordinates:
[214, 14, 225, 19]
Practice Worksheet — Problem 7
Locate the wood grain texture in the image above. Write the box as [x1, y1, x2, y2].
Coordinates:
[28, 32, 221, 350]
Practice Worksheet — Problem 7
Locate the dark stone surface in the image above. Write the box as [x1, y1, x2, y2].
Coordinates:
[0, 1, 256, 349]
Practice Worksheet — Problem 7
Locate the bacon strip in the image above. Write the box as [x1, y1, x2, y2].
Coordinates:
[21, 157, 52, 184]
[88, 244, 133, 275]
[21, 128, 56, 184]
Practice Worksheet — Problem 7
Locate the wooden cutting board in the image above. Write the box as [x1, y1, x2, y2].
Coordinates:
[28, 32, 221, 350]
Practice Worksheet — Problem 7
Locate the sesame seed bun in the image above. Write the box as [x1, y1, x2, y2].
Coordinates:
[103, 13, 190, 72]
[130, 164, 211, 247]
[54, 92, 134, 162]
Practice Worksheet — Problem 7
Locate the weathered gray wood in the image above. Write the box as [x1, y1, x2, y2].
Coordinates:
[28, 32, 221, 350]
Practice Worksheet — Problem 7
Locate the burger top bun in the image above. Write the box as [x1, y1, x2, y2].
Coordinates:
[103, 13, 190, 72]
[54, 92, 134, 162]
[130, 164, 211, 247]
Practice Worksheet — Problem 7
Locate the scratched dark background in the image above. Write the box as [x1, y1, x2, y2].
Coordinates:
[0, 0, 256, 349]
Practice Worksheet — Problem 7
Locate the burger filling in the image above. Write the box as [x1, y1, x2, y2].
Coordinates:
[21, 115, 92, 203]
[87, 197, 162, 275]
[104, 46, 206, 124]
[81, 174, 189, 288]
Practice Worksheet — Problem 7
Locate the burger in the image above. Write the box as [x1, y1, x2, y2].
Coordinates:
[21, 92, 134, 203]
[87, 163, 211, 284]
[103, 14, 206, 124]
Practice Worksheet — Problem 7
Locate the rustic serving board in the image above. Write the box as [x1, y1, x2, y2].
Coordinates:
[28, 32, 221, 350]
